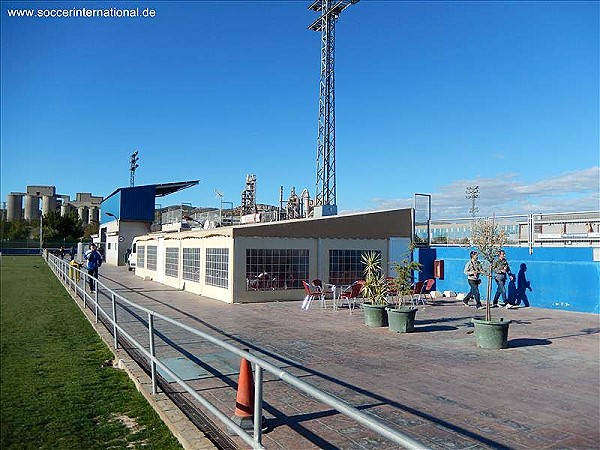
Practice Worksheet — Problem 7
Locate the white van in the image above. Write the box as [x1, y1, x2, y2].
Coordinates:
[127, 238, 138, 271]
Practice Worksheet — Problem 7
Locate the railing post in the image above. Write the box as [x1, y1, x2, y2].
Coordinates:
[83, 273, 87, 309]
[112, 293, 118, 349]
[148, 312, 157, 395]
[94, 288, 98, 323]
[253, 365, 264, 448]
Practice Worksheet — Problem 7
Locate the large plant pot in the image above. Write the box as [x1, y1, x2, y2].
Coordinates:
[472, 317, 511, 349]
[387, 307, 418, 333]
[363, 304, 389, 327]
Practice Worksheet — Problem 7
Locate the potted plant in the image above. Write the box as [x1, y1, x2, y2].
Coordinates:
[387, 247, 422, 333]
[470, 217, 511, 349]
[360, 251, 389, 327]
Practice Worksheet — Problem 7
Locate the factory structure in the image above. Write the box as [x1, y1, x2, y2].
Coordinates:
[4, 185, 103, 225]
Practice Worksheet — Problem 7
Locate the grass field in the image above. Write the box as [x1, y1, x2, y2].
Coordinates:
[0, 256, 184, 450]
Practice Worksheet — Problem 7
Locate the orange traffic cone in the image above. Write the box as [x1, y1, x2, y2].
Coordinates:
[230, 356, 255, 431]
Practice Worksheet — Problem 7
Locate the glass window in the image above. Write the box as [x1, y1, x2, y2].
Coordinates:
[147, 245, 157, 271]
[165, 247, 179, 278]
[328, 250, 381, 286]
[246, 248, 309, 291]
[183, 248, 201, 282]
[206, 248, 229, 289]
[137, 246, 145, 269]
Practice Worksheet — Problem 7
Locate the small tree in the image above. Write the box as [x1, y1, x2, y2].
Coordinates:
[360, 251, 388, 305]
[390, 245, 422, 307]
[471, 218, 507, 321]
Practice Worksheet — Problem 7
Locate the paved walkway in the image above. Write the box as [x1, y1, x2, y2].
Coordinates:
[93, 265, 599, 450]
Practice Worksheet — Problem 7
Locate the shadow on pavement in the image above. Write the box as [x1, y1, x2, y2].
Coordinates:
[508, 338, 552, 348]
[414, 325, 458, 332]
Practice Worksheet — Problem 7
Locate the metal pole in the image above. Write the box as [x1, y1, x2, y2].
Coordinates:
[148, 312, 157, 395]
[94, 288, 98, 323]
[83, 273, 87, 309]
[39, 215, 43, 253]
[112, 293, 118, 349]
[253, 365, 264, 447]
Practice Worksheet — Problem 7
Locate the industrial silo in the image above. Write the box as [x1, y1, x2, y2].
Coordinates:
[24, 195, 39, 221]
[6, 193, 23, 221]
[78, 206, 89, 225]
[61, 203, 73, 216]
[89, 206, 99, 224]
[42, 196, 58, 216]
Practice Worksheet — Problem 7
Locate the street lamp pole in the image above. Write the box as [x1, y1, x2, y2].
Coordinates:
[215, 190, 224, 227]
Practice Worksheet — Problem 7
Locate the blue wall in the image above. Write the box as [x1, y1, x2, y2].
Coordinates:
[100, 186, 156, 224]
[417, 246, 600, 314]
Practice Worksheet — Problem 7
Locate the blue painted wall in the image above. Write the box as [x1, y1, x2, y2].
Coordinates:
[100, 191, 121, 223]
[100, 186, 156, 224]
[120, 186, 156, 221]
[417, 246, 600, 314]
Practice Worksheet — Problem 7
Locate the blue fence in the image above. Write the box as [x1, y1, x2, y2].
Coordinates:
[416, 246, 600, 314]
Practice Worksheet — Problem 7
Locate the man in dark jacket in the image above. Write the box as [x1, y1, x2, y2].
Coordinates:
[84, 243, 102, 293]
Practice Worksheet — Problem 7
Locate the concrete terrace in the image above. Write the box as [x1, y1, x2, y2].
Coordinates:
[85, 264, 599, 450]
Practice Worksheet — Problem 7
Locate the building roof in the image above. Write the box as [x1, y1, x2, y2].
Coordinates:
[102, 180, 200, 202]
[155, 180, 200, 197]
[157, 208, 413, 240]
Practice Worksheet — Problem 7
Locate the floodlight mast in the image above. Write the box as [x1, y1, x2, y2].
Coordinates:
[130, 151, 140, 187]
[308, 0, 359, 209]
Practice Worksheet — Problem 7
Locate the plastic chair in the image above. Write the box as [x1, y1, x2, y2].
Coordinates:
[312, 279, 336, 308]
[417, 278, 435, 305]
[339, 280, 365, 312]
[301, 280, 322, 310]
[406, 281, 425, 306]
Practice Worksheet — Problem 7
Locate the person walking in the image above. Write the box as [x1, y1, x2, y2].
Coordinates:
[492, 249, 511, 308]
[463, 251, 483, 308]
[84, 243, 103, 293]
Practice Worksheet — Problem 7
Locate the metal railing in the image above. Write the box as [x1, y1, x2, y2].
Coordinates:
[415, 210, 600, 253]
[44, 253, 429, 450]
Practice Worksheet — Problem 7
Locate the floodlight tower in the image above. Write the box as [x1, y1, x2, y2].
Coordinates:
[130, 151, 140, 187]
[465, 185, 480, 219]
[308, 0, 359, 216]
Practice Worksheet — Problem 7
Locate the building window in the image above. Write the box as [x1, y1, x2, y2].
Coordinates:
[137, 246, 145, 269]
[147, 245, 157, 271]
[165, 247, 179, 278]
[329, 249, 381, 286]
[206, 248, 229, 289]
[108, 243, 111, 250]
[182, 248, 201, 282]
[246, 249, 309, 291]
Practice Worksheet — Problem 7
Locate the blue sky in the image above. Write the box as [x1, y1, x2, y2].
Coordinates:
[1, 0, 598, 219]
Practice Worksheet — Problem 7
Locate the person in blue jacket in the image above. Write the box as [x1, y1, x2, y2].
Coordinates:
[84, 243, 103, 293]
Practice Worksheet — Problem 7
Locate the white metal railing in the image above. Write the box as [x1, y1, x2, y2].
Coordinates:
[44, 253, 430, 450]
[416, 210, 600, 253]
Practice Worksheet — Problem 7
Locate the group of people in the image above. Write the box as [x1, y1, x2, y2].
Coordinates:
[462, 249, 530, 309]
[57, 243, 103, 293]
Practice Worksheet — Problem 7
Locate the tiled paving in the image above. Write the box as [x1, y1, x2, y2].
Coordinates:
[94, 265, 599, 450]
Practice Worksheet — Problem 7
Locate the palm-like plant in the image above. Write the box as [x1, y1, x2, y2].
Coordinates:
[471, 218, 507, 321]
[390, 249, 423, 306]
[360, 251, 389, 305]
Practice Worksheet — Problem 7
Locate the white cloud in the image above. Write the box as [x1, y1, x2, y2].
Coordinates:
[360, 167, 600, 219]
